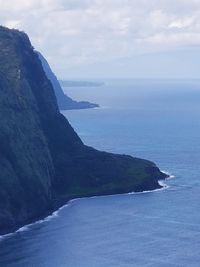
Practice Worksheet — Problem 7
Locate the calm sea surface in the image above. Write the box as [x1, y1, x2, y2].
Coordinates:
[1, 79, 200, 267]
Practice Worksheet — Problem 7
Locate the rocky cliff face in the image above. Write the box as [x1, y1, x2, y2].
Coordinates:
[0, 26, 167, 234]
[38, 52, 99, 110]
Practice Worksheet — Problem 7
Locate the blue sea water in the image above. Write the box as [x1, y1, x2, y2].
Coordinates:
[1, 79, 200, 267]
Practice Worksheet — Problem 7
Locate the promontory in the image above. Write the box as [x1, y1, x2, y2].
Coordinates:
[0, 26, 167, 235]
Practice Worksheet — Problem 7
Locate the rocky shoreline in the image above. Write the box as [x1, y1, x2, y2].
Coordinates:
[0, 26, 167, 235]
[0, 171, 168, 236]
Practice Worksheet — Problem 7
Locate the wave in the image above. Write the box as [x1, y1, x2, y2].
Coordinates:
[0, 203, 72, 242]
[162, 170, 175, 179]
[128, 184, 167, 195]
[0, 170, 174, 242]
[0, 232, 13, 241]
[128, 170, 175, 195]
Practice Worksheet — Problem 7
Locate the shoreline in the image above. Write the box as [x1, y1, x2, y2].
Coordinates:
[128, 171, 174, 195]
[0, 171, 174, 241]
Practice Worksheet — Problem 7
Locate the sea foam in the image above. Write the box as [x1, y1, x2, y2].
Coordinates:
[0, 202, 72, 242]
[0, 171, 174, 241]
[128, 170, 175, 195]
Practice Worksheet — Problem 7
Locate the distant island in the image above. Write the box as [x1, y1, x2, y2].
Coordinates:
[59, 80, 104, 87]
[38, 52, 99, 110]
[0, 26, 167, 235]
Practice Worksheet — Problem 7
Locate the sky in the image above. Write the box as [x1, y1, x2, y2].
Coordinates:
[0, 0, 200, 79]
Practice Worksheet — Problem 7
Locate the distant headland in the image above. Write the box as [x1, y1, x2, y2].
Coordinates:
[59, 80, 104, 87]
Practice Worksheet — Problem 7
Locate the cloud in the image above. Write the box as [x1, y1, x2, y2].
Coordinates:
[168, 17, 196, 29]
[4, 20, 21, 29]
[0, 0, 200, 77]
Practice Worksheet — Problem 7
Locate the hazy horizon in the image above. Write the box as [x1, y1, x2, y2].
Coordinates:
[59, 47, 200, 80]
[1, 0, 200, 80]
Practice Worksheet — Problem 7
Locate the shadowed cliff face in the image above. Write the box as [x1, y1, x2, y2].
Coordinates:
[38, 52, 99, 110]
[0, 26, 167, 234]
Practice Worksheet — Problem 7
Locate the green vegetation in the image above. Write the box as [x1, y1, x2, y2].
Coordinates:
[0, 26, 167, 234]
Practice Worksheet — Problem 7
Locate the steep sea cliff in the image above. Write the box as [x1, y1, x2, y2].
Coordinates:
[0, 26, 167, 234]
[38, 52, 99, 110]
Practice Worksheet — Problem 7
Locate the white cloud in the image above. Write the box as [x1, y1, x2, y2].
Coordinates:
[168, 17, 196, 29]
[0, 0, 200, 77]
[4, 20, 21, 29]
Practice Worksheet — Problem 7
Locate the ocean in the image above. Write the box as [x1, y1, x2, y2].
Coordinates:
[0, 79, 200, 267]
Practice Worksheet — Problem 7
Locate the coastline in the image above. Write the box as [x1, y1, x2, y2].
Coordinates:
[0, 171, 173, 241]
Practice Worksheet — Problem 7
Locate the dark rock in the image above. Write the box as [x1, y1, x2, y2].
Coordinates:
[0, 26, 167, 234]
[38, 52, 99, 110]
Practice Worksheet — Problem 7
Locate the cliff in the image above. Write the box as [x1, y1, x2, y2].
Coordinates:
[0, 26, 167, 234]
[38, 52, 99, 110]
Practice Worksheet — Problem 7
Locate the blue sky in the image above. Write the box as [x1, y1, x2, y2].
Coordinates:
[0, 0, 200, 79]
